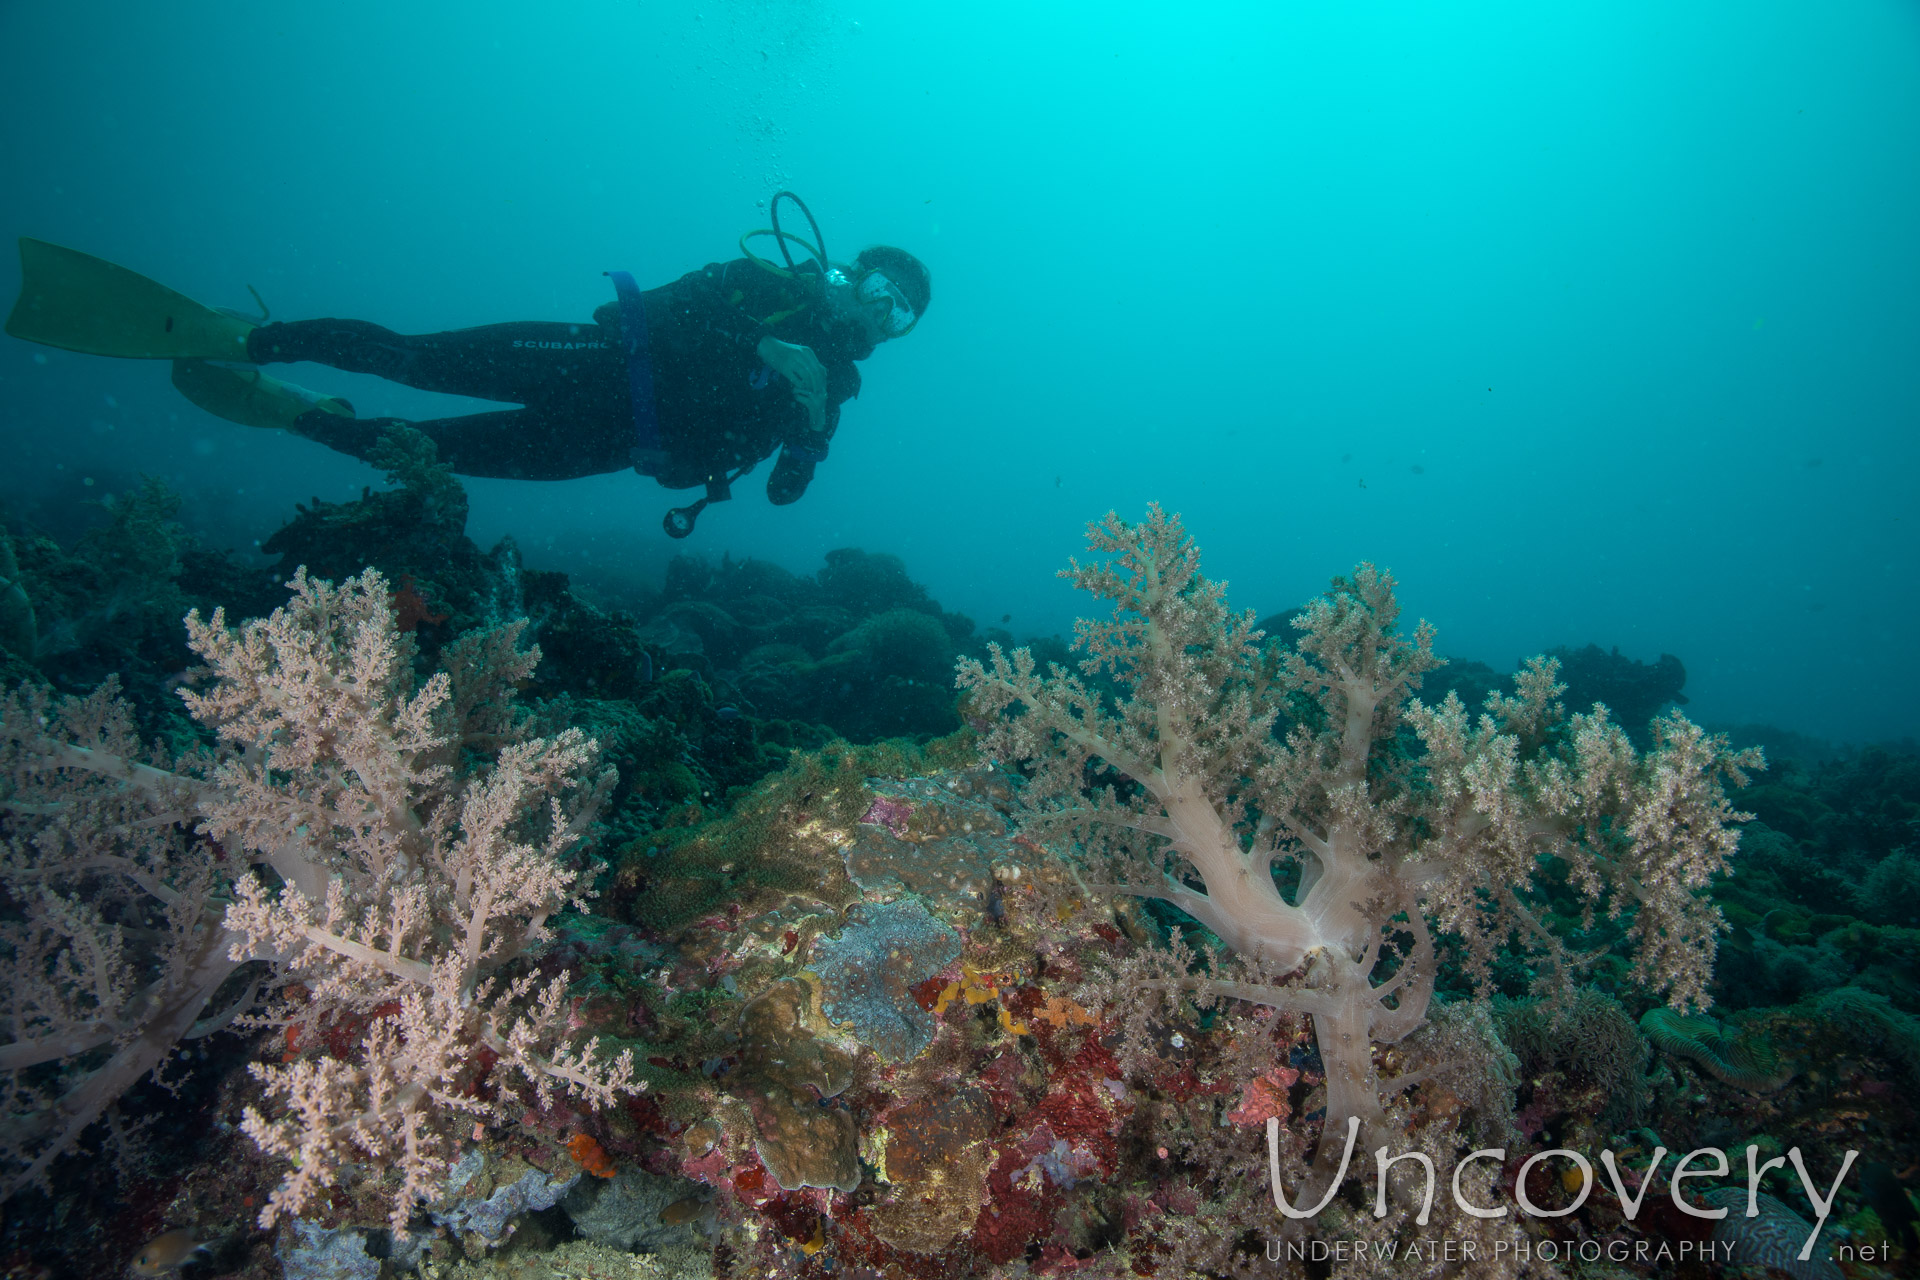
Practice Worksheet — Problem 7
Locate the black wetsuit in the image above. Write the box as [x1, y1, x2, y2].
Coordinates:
[244, 259, 871, 505]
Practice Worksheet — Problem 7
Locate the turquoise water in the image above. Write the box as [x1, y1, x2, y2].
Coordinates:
[1, 0, 1915, 742]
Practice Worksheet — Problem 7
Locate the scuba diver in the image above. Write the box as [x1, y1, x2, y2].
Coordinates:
[4, 193, 929, 537]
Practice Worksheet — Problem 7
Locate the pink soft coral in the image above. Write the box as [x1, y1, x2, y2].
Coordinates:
[1, 569, 637, 1231]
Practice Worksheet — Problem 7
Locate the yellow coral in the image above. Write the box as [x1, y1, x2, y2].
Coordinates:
[932, 963, 1006, 1016]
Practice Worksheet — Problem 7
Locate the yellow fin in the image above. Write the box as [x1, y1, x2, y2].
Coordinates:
[6, 238, 254, 359]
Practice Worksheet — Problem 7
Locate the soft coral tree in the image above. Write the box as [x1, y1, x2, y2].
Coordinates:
[0, 568, 636, 1232]
[957, 506, 1759, 1195]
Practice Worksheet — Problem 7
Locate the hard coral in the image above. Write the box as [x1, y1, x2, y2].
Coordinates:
[869, 1086, 996, 1254]
[844, 771, 1013, 915]
[1496, 990, 1654, 1125]
[1641, 1007, 1793, 1092]
[1701, 1189, 1843, 1280]
[616, 738, 960, 932]
[734, 979, 858, 1193]
[812, 901, 961, 1062]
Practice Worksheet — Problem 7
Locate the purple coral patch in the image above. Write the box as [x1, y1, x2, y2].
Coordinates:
[859, 795, 913, 836]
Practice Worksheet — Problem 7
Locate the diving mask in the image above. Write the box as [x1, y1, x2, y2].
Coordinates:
[826, 267, 917, 340]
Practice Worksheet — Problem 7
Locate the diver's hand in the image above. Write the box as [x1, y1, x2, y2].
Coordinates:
[757, 337, 828, 432]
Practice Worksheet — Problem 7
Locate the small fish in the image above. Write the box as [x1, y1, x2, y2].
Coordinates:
[132, 1229, 208, 1276]
[659, 1196, 705, 1225]
[714, 705, 741, 721]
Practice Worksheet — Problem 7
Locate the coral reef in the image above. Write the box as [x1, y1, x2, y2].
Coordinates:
[0, 529, 37, 660]
[561, 1164, 706, 1252]
[0, 569, 638, 1233]
[611, 735, 978, 932]
[431, 1152, 579, 1244]
[260, 427, 478, 626]
[1543, 643, 1688, 743]
[958, 506, 1759, 1196]
[1810, 985, 1920, 1083]
[0, 478, 281, 738]
[843, 773, 1010, 909]
[2, 466, 1915, 1280]
[635, 546, 981, 743]
[867, 1084, 996, 1253]
[734, 978, 859, 1193]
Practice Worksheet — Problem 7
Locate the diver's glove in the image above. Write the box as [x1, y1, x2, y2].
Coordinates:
[756, 336, 828, 433]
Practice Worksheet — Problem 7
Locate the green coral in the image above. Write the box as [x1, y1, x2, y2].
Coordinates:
[1495, 990, 1653, 1125]
[368, 422, 468, 530]
[1809, 985, 1920, 1083]
[76, 476, 187, 585]
[1640, 1006, 1793, 1092]
[0, 529, 36, 659]
[614, 731, 976, 933]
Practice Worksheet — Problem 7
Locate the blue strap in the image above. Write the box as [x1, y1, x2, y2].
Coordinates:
[605, 271, 661, 467]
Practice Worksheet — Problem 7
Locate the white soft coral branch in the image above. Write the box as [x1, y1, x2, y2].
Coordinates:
[959, 506, 1760, 1196]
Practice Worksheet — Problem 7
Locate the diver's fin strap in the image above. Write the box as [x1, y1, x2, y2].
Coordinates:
[605, 270, 661, 469]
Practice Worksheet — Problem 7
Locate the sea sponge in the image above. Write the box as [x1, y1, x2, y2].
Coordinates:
[811, 900, 961, 1062]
